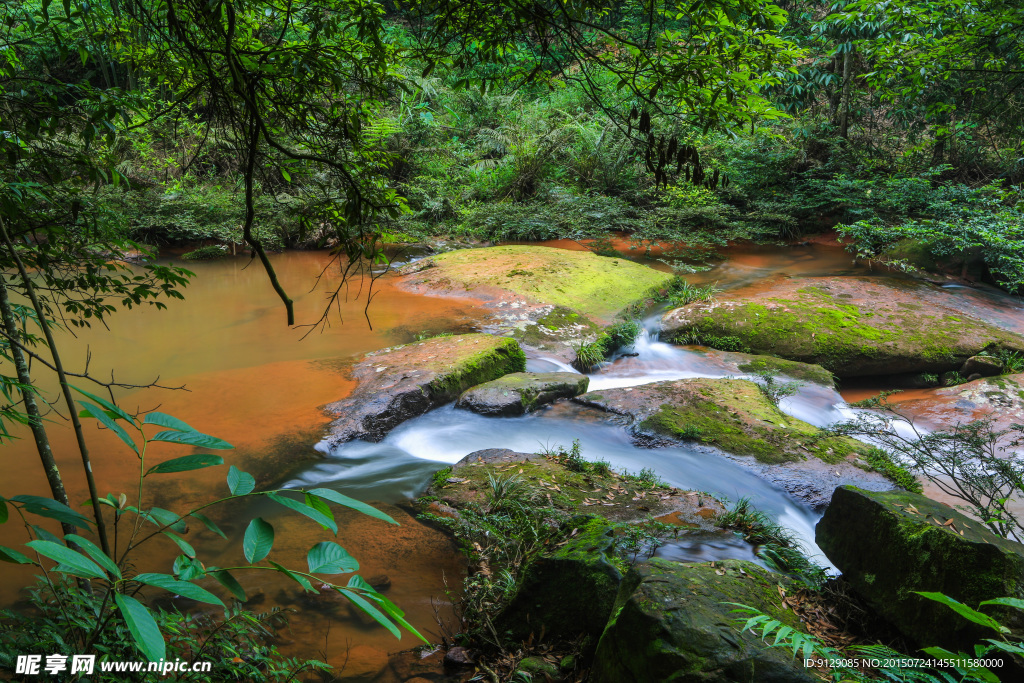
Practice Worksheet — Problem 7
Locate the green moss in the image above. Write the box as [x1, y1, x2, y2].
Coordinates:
[181, 244, 228, 260]
[636, 379, 870, 464]
[425, 336, 526, 398]
[737, 356, 835, 387]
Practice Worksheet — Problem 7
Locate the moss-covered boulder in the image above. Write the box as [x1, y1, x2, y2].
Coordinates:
[456, 372, 589, 416]
[574, 378, 894, 507]
[497, 517, 625, 645]
[733, 354, 835, 387]
[661, 276, 1024, 377]
[816, 486, 1024, 650]
[591, 558, 817, 683]
[324, 334, 525, 444]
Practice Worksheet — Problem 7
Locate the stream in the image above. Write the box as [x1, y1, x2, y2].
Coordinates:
[4, 241, 1024, 678]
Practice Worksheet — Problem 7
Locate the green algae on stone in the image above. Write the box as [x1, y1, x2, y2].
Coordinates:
[736, 355, 835, 387]
[591, 558, 817, 683]
[816, 486, 1024, 651]
[415, 245, 673, 321]
[456, 372, 589, 416]
[662, 276, 1024, 377]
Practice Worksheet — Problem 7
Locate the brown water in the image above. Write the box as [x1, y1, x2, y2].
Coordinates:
[6, 241, 1024, 679]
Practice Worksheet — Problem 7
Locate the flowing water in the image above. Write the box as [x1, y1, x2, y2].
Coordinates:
[5, 242, 1024, 678]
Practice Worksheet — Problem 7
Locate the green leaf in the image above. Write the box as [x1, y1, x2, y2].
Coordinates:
[65, 534, 120, 577]
[162, 531, 196, 558]
[135, 573, 224, 606]
[146, 507, 187, 533]
[115, 593, 166, 662]
[980, 597, 1024, 611]
[211, 569, 247, 602]
[0, 499, 7, 524]
[146, 454, 224, 475]
[268, 493, 337, 533]
[227, 465, 255, 496]
[80, 401, 138, 454]
[914, 592, 1008, 633]
[0, 545, 32, 564]
[269, 560, 315, 592]
[307, 542, 358, 574]
[71, 385, 134, 423]
[150, 430, 233, 450]
[243, 517, 274, 563]
[189, 511, 226, 539]
[12, 495, 92, 528]
[307, 488, 397, 525]
[26, 540, 105, 579]
[143, 412, 195, 432]
[339, 587, 399, 638]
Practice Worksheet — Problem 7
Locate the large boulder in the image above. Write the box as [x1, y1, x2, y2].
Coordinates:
[574, 378, 893, 508]
[496, 517, 625, 645]
[456, 372, 589, 416]
[591, 559, 817, 683]
[816, 486, 1024, 650]
[661, 276, 1024, 377]
[324, 334, 525, 443]
[894, 373, 1024, 433]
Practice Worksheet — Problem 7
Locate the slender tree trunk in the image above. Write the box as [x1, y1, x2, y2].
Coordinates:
[839, 47, 854, 139]
[0, 277, 77, 540]
[0, 220, 112, 557]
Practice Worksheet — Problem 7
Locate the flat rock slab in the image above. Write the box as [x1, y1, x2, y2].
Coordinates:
[889, 373, 1024, 433]
[592, 558, 817, 683]
[399, 245, 673, 361]
[456, 372, 589, 416]
[323, 334, 525, 444]
[661, 276, 1024, 377]
[817, 486, 1024, 651]
[574, 378, 893, 508]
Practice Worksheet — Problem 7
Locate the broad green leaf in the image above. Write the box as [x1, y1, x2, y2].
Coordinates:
[242, 518, 274, 563]
[922, 647, 1000, 683]
[980, 597, 1024, 611]
[227, 465, 255, 496]
[146, 454, 224, 475]
[189, 511, 226, 539]
[65, 534, 120, 577]
[13, 495, 93, 528]
[143, 412, 195, 432]
[80, 401, 138, 454]
[150, 430, 233, 450]
[307, 488, 397, 525]
[339, 587, 399, 638]
[135, 573, 224, 606]
[0, 499, 7, 524]
[211, 569, 247, 602]
[307, 542, 358, 574]
[71, 385, 134, 423]
[115, 593, 166, 662]
[146, 507, 187, 533]
[269, 560, 315, 592]
[162, 531, 196, 558]
[26, 540, 105, 579]
[268, 493, 337, 533]
[915, 592, 1008, 633]
[0, 545, 32, 564]
[174, 554, 205, 581]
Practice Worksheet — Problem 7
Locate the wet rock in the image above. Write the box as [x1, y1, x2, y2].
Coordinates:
[733, 354, 835, 387]
[816, 486, 1024, 651]
[442, 647, 475, 669]
[456, 372, 589, 416]
[366, 574, 391, 591]
[452, 447, 544, 469]
[591, 559, 817, 683]
[324, 334, 526, 443]
[897, 373, 1024, 433]
[574, 378, 893, 508]
[425, 501, 461, 520]
[497, 517, 624, 645]
[960, 354, 1003, 377]
[340, 645, 389, 680]
[661, 276, 1024, 377]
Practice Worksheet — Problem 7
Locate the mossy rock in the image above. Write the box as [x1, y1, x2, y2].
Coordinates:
[181, 244, 229, 260]
[591, 559, 817, 683]
[661, 276, 1024, 377]
[456, 372, 589, 416]
[496, 517, 625, 646]
[402, 245, 673, 322]
[734, 355, 835, 388]
[325, 334, 526, 443]
[512, 305, 604, 353]
[576, 378, 870, 465]
[816, 486, 1024, 651]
